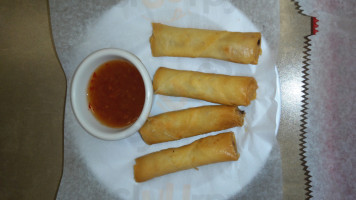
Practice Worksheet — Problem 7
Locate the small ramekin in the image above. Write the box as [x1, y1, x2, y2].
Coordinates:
[71, 48, 153, 140]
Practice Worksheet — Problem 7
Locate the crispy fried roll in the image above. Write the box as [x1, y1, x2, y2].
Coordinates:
[153, 67, 258, 106]
[150, 23, 262, 64]
[134, 132, 239, 182]
[139, 105, 244, 144]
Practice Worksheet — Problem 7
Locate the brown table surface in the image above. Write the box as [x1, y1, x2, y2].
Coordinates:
[0, 0, 310, 199]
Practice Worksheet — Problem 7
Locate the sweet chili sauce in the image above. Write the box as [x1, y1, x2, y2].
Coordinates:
[87, 59, 145, 128]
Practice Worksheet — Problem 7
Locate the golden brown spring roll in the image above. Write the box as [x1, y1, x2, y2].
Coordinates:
[134, 132, 239, 182]
[153, 67, 258, 106]
[139, 105, 244, 144]
[150, 23, 262, 64]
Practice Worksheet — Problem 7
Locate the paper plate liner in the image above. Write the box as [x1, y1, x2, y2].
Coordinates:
[292, 1, 316, 198]
[299, 34, 313, 200]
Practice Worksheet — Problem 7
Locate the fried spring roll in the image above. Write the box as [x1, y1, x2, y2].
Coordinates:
[153, 67, 258, 106]
[139, 105, 244, 144]
[134, 132, 239, 182]
[150, 23, 262, 64]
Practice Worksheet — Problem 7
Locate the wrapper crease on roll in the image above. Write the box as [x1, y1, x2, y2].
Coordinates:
[134, 132, 239, 182]
[150, 23, 262, 64]
[153, 67, 258, 106]
[139, 105, 245, 144]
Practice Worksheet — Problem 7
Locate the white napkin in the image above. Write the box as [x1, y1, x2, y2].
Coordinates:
[49, 0, 282, 199]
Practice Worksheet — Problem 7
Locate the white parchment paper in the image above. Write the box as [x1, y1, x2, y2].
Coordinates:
[295, 1, 356, 199]
[50, 0, 282, 199]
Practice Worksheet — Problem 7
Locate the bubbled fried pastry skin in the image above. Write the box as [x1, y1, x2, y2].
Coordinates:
[139, 105, 244, 144]
[153, 67, 258, 106]
[134, 132, 239, 182]
[150, 23, 262, 64]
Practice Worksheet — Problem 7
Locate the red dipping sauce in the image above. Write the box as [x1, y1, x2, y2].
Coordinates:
[87, 59, 145, 128]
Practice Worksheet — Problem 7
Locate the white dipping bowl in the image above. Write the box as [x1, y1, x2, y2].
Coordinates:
[71, 48, 153, 140]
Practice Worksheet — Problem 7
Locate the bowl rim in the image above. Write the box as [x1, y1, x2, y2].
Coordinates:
[70, 48, 153, 140]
